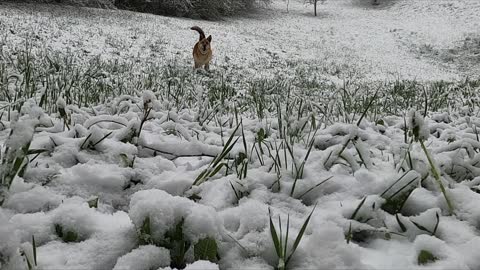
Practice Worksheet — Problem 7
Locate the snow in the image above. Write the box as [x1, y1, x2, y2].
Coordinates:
[56, 97, 66, 109]
[302, 223, 365, 269]
[413, 235, 469, 269]
[183, 260, 219, 270]
[4, 184, 64, 213]
[0, 210, 23, 270]
[142, 90, 156, 109]
[408, 110, 430, 141]
[0, 0, 480, 269]
[56, 162, 132, 192]
[83, 115, 129, 130]
[113, 245, 170, 270]
[4, 118, 36, 152]
[1, 0, 479, 81]
[128, 189, 223, 244]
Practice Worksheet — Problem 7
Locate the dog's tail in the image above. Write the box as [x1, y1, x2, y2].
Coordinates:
[191, 26, 206, 41]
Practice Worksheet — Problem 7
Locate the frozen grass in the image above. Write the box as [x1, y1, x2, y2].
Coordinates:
[2, 43, 478, 124]
[1, 0, 480, 269]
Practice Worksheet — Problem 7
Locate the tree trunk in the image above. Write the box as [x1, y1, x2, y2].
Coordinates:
[314, 0, 317, 16]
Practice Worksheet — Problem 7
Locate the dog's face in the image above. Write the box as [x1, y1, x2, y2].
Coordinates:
[198, 35, 212, 54]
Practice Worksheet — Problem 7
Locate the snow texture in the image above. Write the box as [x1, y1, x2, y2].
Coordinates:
[0, 0, 479, 269]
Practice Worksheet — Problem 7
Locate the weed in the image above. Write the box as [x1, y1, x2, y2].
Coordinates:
[268, 205, 316, 270]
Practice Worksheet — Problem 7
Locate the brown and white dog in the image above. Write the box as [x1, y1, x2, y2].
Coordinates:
[191, 26, 212, 71]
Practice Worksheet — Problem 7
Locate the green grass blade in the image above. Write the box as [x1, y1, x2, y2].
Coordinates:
[297, 176, 333, 199]
[350, 196, 366, 220]
[432, 212, 440, 236]
[356, 85, 380, 126]
[285, 204, 316, 265]
[284, 214, 290, 262]
[32, 235, 37, 266]
[380, 170, 412, 197]
[268, 208, 282, 258]
[208, 162, 226, 178]
[80, 133, 93, 149]
[91, 131, 113, 148]
[395, 214, 407, 233]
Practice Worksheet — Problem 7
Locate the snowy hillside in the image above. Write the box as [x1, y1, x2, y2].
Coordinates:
[1, 0, 480, 269]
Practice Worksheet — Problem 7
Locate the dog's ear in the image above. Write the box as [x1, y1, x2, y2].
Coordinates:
[207, 35, 212, 42]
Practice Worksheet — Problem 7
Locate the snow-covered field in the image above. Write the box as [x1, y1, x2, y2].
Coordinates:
[1, 0, 480, 269]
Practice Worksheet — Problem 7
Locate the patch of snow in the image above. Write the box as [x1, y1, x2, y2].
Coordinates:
[113, 245, 170, 270]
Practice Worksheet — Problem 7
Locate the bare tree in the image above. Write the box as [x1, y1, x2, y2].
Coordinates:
[305, 0, 323, 16]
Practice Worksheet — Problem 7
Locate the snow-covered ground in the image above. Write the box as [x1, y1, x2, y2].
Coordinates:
[1, 0, 479, 80]
[1, 0, 480, 269]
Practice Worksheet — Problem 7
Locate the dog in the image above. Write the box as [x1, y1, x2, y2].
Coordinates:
[191, 26, 212, 71]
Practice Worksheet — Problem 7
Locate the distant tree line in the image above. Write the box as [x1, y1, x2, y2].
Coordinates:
[15, 0, 271, 19]
[115, 0, 270, 19]
[14, 0, 116, 9]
